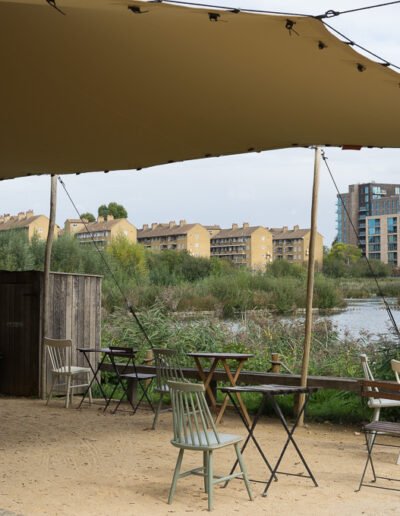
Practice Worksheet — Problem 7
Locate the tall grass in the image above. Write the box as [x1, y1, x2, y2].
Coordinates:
[101, 307, 400, 422]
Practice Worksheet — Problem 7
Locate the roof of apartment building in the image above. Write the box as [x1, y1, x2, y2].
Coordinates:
[0, 211, 43, 231]
[270, 225, 311, 240]
[204, 225, 221, 231]
[137, 220, 201, 238]
[210, 223, 267, 239]
[75, 215, 128, 235]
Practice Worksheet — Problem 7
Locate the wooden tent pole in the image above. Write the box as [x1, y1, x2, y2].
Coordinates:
[298, 147, 321, 424]
[40, 174, 58, 398]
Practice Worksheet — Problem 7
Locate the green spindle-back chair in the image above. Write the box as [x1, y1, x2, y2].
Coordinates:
[167, 380, 253, 511]
[152, 348, 186, 429]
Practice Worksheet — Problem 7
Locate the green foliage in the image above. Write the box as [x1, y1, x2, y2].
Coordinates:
[101, 308, 398, 423]
[106, 235, 147, 280]
[266, 259, 306, 279]
[80, 212, 95, 222]
[98, 202, 128, 219]
[0, 230, 33, 270]
[324, 243, 391, 278]
[147, 250, 212, 285]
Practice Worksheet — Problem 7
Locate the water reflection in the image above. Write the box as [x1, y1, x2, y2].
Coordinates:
[311, 298, 400, 341]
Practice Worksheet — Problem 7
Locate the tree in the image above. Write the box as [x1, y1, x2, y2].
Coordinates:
[328, 243, 362, 265]
[106, 235, 147, 281]
[98, 202, 128, 219]
[80, 212, 95, 222]
[0, 230, 33, 270]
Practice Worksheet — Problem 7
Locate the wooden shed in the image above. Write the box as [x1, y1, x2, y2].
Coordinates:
[0, 270, 102, 397]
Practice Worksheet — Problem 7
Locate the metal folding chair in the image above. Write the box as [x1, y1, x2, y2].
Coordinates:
[104, 346, 156, 414]
[357, 379, 400, 492]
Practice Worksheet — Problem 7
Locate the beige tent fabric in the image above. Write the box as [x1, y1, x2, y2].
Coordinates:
[0, 0, 399, 180]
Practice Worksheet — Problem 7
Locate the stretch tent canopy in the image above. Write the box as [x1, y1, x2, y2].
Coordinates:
[1, 0, 400, 180]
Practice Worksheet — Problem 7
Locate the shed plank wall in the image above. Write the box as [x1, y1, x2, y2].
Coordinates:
[0, 270, 101, 396]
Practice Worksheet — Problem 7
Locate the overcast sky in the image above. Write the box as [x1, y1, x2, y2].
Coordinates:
[2, 0, 400, 246]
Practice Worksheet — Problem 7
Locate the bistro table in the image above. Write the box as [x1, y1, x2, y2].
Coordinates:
[187, 352, 254, 425]
[77, 347, 112, 408]
[220, 384, 320, 496]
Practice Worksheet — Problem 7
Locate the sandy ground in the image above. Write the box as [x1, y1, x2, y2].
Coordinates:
[0, 397, 399, 516]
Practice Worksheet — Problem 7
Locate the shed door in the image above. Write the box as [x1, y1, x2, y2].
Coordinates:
[0, 282, 40, 396]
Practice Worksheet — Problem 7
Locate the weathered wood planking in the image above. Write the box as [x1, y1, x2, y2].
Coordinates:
[0, 270, 102, 396]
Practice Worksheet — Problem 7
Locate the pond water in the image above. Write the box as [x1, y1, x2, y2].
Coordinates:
[303, 298, 400, 342]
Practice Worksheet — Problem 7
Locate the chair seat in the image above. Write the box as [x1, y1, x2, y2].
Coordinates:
[364, 420, 400, 436]
[171, 431, 242, 450]
[53, 366, 91, 375]
[120, 373, 156, 381]
[367, 398, 400, 408]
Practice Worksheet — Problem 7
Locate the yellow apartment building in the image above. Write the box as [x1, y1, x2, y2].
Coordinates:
[65, 215, 137, 245]
[271, 225, 324, 267]
[0, 211, 57, 241]
[210, 223, 273, 269]
[137, 220, 210, 258]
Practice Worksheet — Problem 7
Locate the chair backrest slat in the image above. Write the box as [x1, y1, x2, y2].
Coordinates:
[391, 359, 400, 384]
[360, 354, 379, 394]
[359, 379, 400, 401]
[153, 348, 186, 391]
[44, 338, 72, 373]
[168, 380, 221, 447]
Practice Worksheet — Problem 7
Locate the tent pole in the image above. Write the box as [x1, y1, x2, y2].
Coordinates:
[298, 147, 321, 424]
[40, 174, 58, 399]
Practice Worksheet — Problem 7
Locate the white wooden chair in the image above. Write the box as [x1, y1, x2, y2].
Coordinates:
[360, 354, 400, 423]
[391, 359, 400, 464]
[167, 380, 253, 511]
[45, 338, 92, 408]
[391, 359, 400, 384]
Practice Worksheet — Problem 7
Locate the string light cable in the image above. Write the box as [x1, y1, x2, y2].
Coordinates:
[57, 176, 154, 348]
[321, 149, 400, 342]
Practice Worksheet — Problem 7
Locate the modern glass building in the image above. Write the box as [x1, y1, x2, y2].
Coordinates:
[336, 183, 400, 256]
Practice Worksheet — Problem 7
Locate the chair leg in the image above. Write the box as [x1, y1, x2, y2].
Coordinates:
[46, 375, 56, 406]
[357, 431, 377, 491]
[87, 372, 93, 405]
[234, 443, 253, 501]
[66, 376, 72, 408]
[207, 450, 214, 511]
[168, 449, 184, 505]
[203, 451, 209, 493]
[152, 394, 164, 430]
[367, 407, 381, 447]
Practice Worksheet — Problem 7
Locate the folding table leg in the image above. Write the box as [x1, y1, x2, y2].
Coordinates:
[223, 391, 277, 487]
[262, 394, 317, 496]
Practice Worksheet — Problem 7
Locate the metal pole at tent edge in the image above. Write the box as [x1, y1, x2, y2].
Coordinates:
[40, 174, 58, 399]
[298, 147, 321, 424]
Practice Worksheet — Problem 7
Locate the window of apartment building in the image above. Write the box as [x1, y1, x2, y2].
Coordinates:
[368, 252, 381, 260]
[388, 252, 398, 264]
[368, 235, 380, 244]
[369, 244, 381, 252]
[388, 217, 397, 234]
[368, 218, 381, 235]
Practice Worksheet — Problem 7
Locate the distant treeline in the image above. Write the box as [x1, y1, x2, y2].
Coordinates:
[0, 230, 396, 314]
